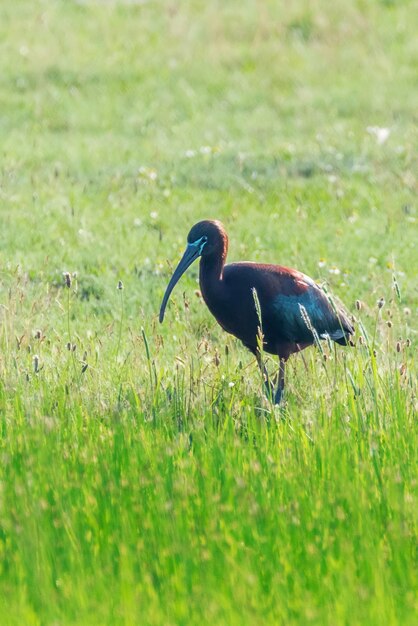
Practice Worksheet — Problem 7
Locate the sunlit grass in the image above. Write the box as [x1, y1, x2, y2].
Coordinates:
[0, 1, 417, 624]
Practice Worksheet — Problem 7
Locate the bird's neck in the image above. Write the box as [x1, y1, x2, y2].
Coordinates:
[199, 253, 225, 296]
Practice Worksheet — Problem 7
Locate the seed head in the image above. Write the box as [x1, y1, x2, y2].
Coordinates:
[355, 300, 362, 311]
[34, 329, 42, 339]
[66, 342, 71, 351]
[377, 297, 385, 309]
[117, 280, 124, 290]
[406, 339, 411, 348]
[387, 321, 392, 328]
[63, 272, 71, 288]
[396, 341, 401, 353]
[33, 354, 40, 373]
[392, 275, 401, 301]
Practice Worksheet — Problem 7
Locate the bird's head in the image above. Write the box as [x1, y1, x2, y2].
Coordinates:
[159, 220, 227, 323]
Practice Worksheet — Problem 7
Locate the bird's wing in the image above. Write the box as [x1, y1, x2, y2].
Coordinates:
[223, 262, 353, 345]
[271, 278, 354, 344]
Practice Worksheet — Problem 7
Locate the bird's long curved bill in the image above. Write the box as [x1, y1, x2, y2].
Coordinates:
[159, 244, 200, 323]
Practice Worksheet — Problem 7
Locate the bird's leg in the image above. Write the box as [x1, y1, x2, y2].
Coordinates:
[274, 358, 286, 405]
[255, 350, 274, 399]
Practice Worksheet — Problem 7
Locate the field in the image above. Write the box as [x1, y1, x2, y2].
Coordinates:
[0, 1, 417, 624]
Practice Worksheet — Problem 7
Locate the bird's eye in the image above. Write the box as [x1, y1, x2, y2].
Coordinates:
[202, 236, 208, 243]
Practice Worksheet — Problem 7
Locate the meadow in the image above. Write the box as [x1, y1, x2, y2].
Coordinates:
[0, 1, 417, 624]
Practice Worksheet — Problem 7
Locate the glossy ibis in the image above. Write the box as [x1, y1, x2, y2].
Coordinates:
[159, 220, 354, 404]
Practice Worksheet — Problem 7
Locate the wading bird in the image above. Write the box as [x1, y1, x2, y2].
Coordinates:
[159, 220, 353, 404]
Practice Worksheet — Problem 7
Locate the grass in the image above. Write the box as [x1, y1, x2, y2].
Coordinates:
[0, 0, 417, 624]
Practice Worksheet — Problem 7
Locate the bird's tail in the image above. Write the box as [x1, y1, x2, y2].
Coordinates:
[333, 332, 353, 346]
[331, 310, 354, 345]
